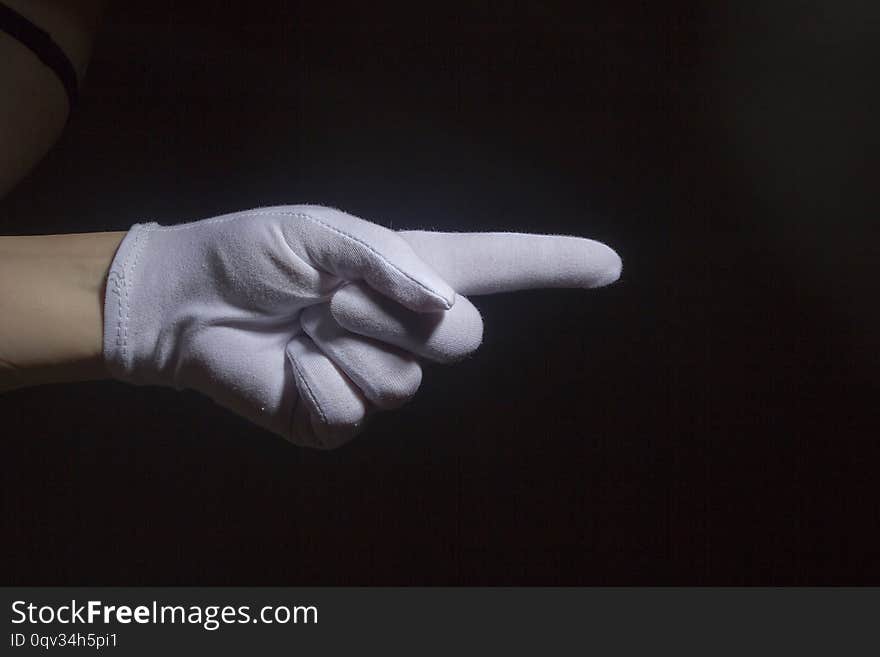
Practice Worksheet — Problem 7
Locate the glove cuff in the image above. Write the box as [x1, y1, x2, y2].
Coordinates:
[103, 222, 156, 381]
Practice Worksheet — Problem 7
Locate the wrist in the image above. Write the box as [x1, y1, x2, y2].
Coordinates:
[0, 231, 124, 389]
[102, 223, 156, 383]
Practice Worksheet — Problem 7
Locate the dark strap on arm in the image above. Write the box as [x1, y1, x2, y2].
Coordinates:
[0, 2, 79, 112]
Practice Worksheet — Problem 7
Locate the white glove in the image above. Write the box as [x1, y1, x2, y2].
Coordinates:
[103, 205, 455, 448]
[299, 231, 623, 440]
[104, 205, 621, 449]
[330, 230, 622, 359]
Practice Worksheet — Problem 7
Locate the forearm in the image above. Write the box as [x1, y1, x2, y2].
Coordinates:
[0, 231, 123, 390]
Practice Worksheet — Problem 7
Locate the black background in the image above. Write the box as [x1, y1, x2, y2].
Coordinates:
[2, 1, 878, 584]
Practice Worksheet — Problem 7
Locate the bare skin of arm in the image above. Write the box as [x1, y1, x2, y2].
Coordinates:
[0, 232, 123, 390]
[0, 1, 112, 390]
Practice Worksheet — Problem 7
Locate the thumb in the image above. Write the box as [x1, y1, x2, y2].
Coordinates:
[398, 231, 622, 296]
[278, 205, 456, 311]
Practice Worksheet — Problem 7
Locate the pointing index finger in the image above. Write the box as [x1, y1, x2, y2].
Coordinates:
[399, 231, 622, 296]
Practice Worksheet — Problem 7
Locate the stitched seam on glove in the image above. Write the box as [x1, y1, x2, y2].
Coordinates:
[121, 225, 151, 371]
[288, 354, 328, 426]
[152, 209, 452, 309]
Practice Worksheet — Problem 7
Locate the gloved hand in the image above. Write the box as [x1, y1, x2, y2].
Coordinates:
[104, 205, 621, 449]
[302, 231, 623, 444]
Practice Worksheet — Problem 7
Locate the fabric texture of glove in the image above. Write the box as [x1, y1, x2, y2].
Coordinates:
[104, 204, 622, 449]
[103, 205, 455, 449]
[329, 230, 622, 363]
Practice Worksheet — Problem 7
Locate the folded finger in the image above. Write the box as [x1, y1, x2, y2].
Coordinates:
[285, 333, 369, 449]
[330, 283, 483, 363]
[301, 304, 422, 409]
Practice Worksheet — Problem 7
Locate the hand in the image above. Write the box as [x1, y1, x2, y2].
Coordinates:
[298, 231, 623, 446]
[103, 205, 621, 449]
